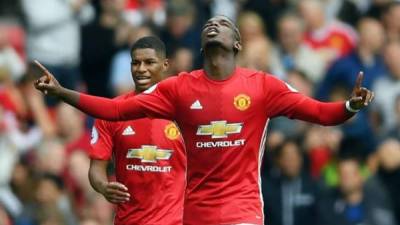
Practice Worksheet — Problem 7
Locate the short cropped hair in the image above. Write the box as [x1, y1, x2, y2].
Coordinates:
[130, 36, 166, 59]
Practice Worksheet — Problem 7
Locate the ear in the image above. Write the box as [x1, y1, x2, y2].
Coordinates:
[234, 41, 242, 52]
[163, 59, 169, 71]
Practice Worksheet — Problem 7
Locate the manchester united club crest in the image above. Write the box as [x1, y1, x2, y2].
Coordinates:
[234, 94, 251, 111]
[164, 123, 180, 140]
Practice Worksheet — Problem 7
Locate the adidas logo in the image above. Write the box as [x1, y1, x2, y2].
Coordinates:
[190, 100, 203, 109]
[122, 126, 135, 136]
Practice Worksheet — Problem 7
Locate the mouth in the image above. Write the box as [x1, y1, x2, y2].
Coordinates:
[205, 27, 219, 38]
[135, 76, 152, 86]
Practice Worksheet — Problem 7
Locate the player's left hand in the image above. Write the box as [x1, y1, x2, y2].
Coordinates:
[348, 71, 374, 111]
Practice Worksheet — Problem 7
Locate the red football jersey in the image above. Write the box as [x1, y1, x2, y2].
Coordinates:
[79, 67, 352, 225]
[89, 92, 186, 225]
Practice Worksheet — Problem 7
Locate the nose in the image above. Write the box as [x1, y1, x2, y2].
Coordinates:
[210, 21, 219, 27]
[137, 62, 146, 73]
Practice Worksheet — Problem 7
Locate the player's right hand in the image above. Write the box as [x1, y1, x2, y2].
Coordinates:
[100, 181, 130, 204]
[33, 60, 62, 96]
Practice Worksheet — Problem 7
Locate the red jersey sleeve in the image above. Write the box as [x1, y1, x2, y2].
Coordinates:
[89, 119, 113, 160]
[77, 77, 178, 121]
[264, 75, 353, 126]
[134, 76, 178, 120]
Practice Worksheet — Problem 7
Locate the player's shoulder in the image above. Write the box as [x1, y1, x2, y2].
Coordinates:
[157, 70, 204, 85]
[236, 67, 270, 79]
[178, 69, 204, 81]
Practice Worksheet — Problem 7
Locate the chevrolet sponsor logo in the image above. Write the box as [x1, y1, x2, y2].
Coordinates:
[196, 121, 243, 139]
[126, 145, 172, 163]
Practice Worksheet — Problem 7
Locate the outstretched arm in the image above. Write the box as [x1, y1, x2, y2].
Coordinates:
[34, 60, 146, 121]
[268, 72, 374, 126]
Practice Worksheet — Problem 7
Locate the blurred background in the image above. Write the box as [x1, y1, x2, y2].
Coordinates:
[0, 0, 400, 225]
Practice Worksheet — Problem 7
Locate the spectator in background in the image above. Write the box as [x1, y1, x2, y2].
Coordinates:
[386, 95, 400, 139]
[241, 0, 295, 40]
[304, 125, 343, 179]
[318, 155, 396, 225]
[34, 139, 66, 174]
[372, 41, 400, 134]
[167, 46, 194, 75]
[81, 0, 128, 98]
[123, 0, 166, 27]
[0, 68, 54, 219]
[9, 159, 37, 225]
[160, 0, 201, 67]
[270, 14, 325, 82]
[382, 2, 400, 42]
[375, 139, 400, 224]
[34, 173, 78, 225]
[80, 194, 113, 225]
[262, 139, 319, 225]
[236, 11, 271, 72]
[55, 103, 91, 155]
[21, 0, 94, 105]
[66, 150, 97, 216]
[317, 17, 386, 100]
[299, 0, 357, 64]
[0, 25, 25, 82]
[323, 0, 361, 27]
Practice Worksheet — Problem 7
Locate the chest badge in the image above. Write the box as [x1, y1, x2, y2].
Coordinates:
[234, 94, 251, 111]
[164, 123, 180, 140]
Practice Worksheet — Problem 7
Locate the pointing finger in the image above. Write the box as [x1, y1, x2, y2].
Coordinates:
[34, 60, 52, 82]
[34, 60, 48, 73]
[354, 71, 364, 91]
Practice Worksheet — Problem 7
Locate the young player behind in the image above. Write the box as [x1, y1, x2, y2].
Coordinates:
[88, 36, 186, 225]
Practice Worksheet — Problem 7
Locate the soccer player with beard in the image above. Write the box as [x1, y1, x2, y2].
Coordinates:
[35, 16, 374, 225]
[87, 36, 185, 225]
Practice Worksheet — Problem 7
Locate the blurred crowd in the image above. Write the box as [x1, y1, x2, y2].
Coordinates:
[1, 0, 400, 225]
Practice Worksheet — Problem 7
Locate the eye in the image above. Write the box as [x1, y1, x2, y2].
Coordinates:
[146, 60, 157, 65]
[220, 21, 230, 27]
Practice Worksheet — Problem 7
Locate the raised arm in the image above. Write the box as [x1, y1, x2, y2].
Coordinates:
[267, 72, 374, 126]
[33, 60, 176, 121]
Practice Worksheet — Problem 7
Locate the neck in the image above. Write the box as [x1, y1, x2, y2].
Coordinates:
[345, 190, 363, 205]
[203, 46, 236, 80]
[357, 46, 375, 65]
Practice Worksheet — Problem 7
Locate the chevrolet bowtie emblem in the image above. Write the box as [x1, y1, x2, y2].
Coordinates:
[196, 121, 243, 139]
[126, 145, 172, 163]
